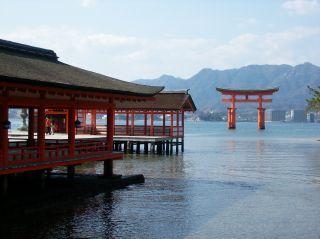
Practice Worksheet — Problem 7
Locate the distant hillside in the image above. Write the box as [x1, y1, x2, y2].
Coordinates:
[134, 63, 320, 111]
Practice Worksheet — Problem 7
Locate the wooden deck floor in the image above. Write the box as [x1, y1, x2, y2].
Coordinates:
[114, 135, 174, 142]
[9, 131, 178, 142]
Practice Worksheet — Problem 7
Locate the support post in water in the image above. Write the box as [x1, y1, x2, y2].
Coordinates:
[144, 143, 148, 154]
[103, 160, 113, 178]
[136, 142, 141, 154]
[67, 165, 75, 180]
[104, 101, 115, 178]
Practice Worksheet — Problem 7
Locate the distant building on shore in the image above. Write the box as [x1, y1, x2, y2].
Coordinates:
[289, 109, 306, 122]
[266, 109, 286, 122]
[307, 113, 316, 123]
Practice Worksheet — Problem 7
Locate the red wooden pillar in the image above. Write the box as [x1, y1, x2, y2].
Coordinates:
[91, 109, 96, 134]
[257, 95, 265, 129]
[65, 111, 69, 134]
[131, 112, 135, 136]
[181, 110, 185, 152]
[126, 112, 129, 135]
[228, 95, 236, 129]
[107, 106, 115, 151]
[227, 108, 236, 129]
[82, 110, 87, 133]
[162, 112, 166, 136]
[176, 111, 179, 136]
[150, 112, 154, 136]
[144, 113, 147, 135]
[1, 101, 9, 166]
[68, 108, 76, 157]
[258, 108, 266, 130]
[38, 107, 46, 161]
[170, 111, 173, 136]
[181, 110, 185, 137]
[104, 102, 115, 178]
[82, 110, 87, 125]
[28, 108, 35, 146]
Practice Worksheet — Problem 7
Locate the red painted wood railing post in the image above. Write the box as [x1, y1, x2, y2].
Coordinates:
[104, 100, 115, 178]
[107, 105, 115, 151]
[38, 106, 46, 161]
[170, 111, 173, 137]
[181, 110, 185, 152]
[182, 110, 185, 137]
[150, 112, 154, 136]
[126, 112, 129, 135]
[28, 108, 35, 146]
[144, 113, 147, 136]
[176, 111, 179, 137]
[91, 109, 96, 134]
[131, 112, 135, 136]
[82, 109, 87, 133]
[1, 101, 9, 166]
[68, 108, 76, 157]
[162, 112, 166, 136]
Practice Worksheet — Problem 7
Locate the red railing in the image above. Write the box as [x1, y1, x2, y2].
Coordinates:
[75, 140, 106, 156]
[46, 143, 69, 161]
[7, 146, 39, 165]
[77, 125, 184, 137]
[114, 125, 184, 137]
[76, 125, 98, 135]
[4, 139, 109, 167]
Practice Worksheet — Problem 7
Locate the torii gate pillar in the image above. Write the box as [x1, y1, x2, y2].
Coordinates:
[227, 95, 237, 129]
[227, 107, 236, 129]
[257, 107, 266, 130]
[257, 95, 266, 130]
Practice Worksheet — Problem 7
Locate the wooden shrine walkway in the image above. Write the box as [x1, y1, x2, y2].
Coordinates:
[9, 131, 183, 155]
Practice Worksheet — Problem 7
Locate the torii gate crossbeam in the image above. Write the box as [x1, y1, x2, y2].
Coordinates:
[216, 87, 279, 130]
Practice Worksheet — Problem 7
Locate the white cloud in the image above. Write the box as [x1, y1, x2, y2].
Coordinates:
[282, 0, 320, 15]
[206, 27, 320, 69]
[237, 18, 258, 28]
[86, 34, 140, 46]
[80, 0, 96, 7]
[1, 26, 320, 80]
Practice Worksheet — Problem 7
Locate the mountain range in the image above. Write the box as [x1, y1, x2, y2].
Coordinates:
[134, 63, 320, 111]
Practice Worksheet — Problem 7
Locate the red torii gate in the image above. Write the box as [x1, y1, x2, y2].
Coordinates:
[216, 87, 279, 129]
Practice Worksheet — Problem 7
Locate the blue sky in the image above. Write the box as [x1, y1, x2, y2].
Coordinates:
[1, 0, 320, 80]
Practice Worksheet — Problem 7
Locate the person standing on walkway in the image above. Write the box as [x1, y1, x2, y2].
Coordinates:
[45, 117, 51, 135]
[50, 120, 55, 135]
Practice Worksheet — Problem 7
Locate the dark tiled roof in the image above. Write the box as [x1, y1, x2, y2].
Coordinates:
[116, 90, 197, 112]
[0, 39, 58, 61]
[0, 39, 164, 96]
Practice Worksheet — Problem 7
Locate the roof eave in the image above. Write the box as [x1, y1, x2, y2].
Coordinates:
[216, 87, 279, 94]
[184, 95, 197, 112]
[0, 75, 164, 97]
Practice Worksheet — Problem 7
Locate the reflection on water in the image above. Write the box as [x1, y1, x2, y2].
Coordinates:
[2, 122, 320, 239]
[2, 193, 118, 239]
[1, 179, 258, 239]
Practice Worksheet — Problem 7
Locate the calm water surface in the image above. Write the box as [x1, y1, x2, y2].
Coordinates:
[4, 122, 320, 238]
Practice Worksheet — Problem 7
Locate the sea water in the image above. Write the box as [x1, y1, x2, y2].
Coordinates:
[3, 121, 320, 239]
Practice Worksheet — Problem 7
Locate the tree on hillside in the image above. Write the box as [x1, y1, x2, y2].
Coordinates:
[307, 86, 320, 112]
